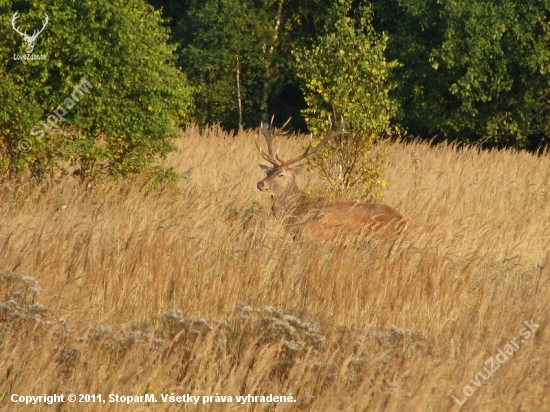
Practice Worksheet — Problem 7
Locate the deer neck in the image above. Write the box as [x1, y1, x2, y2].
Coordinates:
[272, 181, 302, 216]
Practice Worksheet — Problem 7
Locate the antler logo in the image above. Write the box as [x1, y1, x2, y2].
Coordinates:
[11, 11, 49, 55]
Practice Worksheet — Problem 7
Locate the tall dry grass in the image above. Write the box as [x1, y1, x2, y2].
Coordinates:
[0, 125, 549, 411]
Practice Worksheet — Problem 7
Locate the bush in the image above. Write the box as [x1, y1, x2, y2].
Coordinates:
[0, 0, 193, 181]
[374, 0, 550, 148]
[294, 0, 399, 200]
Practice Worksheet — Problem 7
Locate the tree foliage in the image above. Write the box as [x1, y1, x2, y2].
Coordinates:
[373, 0, 550, 148]
[2, 0, 550, 189]
[173, 0, 332, 131]
[179, 0, 269, 130]
[0, 0, 193, 181]
[295, 0, 399, 200]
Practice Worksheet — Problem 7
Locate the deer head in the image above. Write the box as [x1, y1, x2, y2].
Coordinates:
[11, 11, 49, 55]
[256, 116, 344, 213]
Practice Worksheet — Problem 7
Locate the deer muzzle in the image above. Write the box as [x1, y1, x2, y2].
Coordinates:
[257, 180, 270, 191]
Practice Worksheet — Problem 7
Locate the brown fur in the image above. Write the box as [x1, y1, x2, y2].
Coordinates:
[257, 163, 408, 242]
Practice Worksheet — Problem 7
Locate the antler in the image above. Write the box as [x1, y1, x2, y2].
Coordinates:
[11, 11, 48, 54]
[282, 115, 345, 166]
[31, 13, 49, 40]
[11, 11, 27, 38]
[256, 115, 345, 167]
[255, 116, 291, 166]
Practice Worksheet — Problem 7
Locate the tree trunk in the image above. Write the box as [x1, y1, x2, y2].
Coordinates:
[261, 0, 284, 124]
[236, 55, 243, 132]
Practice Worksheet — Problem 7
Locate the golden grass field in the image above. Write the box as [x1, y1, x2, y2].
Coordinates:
[1, 126, 549, 411]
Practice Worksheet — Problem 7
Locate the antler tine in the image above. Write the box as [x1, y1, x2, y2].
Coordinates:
[282, 115, 345, 166]
[255, 116, 294, 166]
[255, 133, 278, 166]
[280, 117, 292, 131]
[27, 13, 48, 40]
[36, 13, 48, 36]
[11, 11, 27, 37]
[273, 117, 292, 164]
[255, 119, 280, 166]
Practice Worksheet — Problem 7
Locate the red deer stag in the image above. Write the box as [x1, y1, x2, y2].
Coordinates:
[255, 117, 408, 242]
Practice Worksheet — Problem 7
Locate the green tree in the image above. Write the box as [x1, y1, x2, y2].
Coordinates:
[172, 0, 333, 131]
[295, 0, 399, 200]
[0, 0, 193, 181]
[0, 66, 43, 179]
[374, 0, 550, 149]
[179, 0, 269, 130]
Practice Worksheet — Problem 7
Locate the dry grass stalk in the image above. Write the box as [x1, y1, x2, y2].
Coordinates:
[0, 125, 549, 411]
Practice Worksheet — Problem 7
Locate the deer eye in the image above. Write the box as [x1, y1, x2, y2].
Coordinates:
[278, 173, 284, 178]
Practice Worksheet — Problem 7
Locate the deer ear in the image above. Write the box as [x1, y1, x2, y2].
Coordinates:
[290, 164, 305, 175]
[259, 164, 273, 175]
